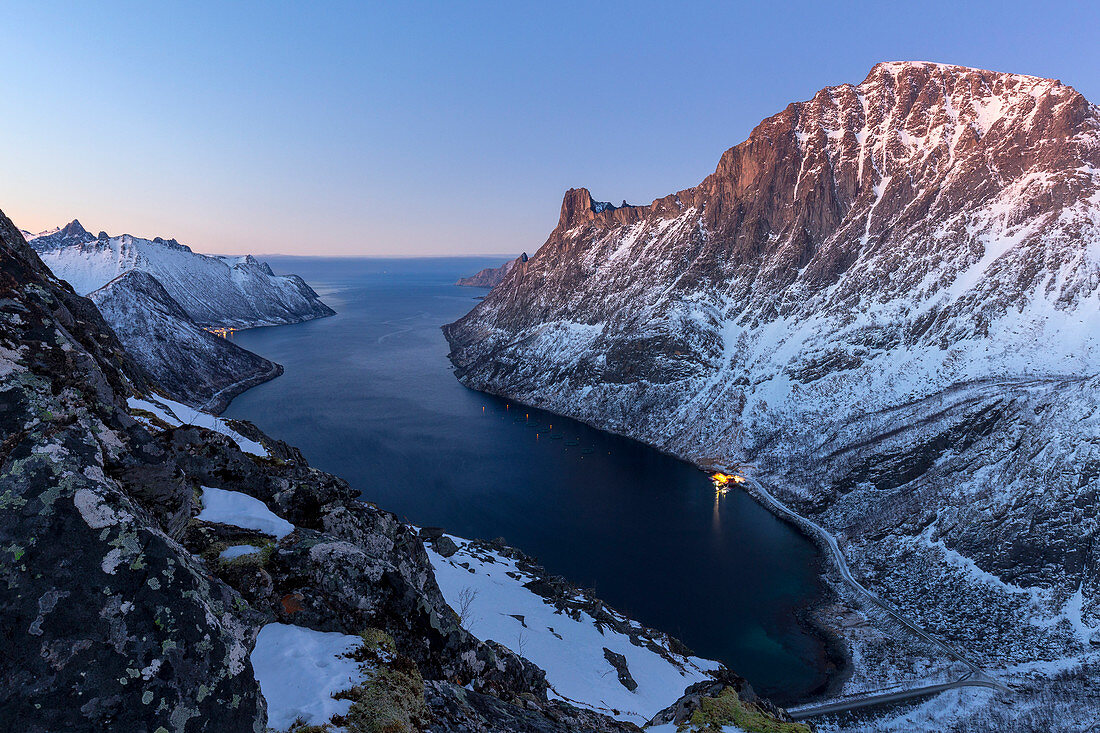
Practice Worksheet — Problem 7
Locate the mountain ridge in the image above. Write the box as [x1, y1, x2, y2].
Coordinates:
[445, 61, 1100, 728]
[25, 220, 336, 412]
[88, 269, 284, 413]
[456, 252, 529, 288]
[27, 222, 335, 329]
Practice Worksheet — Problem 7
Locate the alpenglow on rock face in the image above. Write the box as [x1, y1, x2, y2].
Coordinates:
[28, 222, 335, 328]
[446, 62, 1100, 719]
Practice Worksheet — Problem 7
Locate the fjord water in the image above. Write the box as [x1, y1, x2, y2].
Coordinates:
[224, 257, 829, 703]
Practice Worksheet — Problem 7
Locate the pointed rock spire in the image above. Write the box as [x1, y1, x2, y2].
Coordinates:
[59, 220, 89, 239]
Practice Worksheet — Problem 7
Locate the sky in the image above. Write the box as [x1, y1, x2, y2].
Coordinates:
[2, 1, 1099, 256]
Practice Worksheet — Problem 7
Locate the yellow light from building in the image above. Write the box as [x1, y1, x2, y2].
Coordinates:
[711, 471, 746, 491]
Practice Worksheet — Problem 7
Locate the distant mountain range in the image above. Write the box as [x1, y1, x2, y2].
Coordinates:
[27, 220, 334, 328]
[456, 252, 528, 288]
[25, 220, 333, 411]
[446, 61, 1100, 726]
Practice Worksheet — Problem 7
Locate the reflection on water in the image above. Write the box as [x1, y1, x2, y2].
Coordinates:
[223, 256, 830, 703]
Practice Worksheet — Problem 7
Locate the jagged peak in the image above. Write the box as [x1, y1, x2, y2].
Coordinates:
[864, 60, 1059, 86]
[854, 60, 1078, 105]
[558, 187, 593, 228]
[59, 219, 88, 238]
[558, 188, 622, 229]
[27, 219, 90, 241]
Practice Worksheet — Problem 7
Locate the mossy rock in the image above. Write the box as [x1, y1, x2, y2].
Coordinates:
[332, 661, 427, 733]
[355, 628, 397, 657]
[680, 688, 810, 733]
[333, 630, 428, 733]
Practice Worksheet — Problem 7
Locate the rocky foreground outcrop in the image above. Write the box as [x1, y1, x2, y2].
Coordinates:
[445, 62, 1100, 728]
[0, 210, 620, 730]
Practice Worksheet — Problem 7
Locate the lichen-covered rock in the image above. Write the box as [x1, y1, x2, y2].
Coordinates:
[0, 210, 266, 731]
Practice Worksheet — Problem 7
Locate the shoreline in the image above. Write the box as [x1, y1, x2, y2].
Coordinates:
[202, 310, 336, 414]
[201, 361, 285, 415]
[438, 376, 852, 706]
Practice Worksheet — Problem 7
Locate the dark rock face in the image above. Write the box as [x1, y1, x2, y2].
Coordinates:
[423, 681, 640, 732]
[89, 270, 283, 413]
[0, 211, 266, 731]
[456, 252, 529, 288]
[444, 61, 1100, 707]
[603, 648, 639, 692]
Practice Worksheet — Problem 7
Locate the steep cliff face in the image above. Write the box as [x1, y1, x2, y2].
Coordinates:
[28, 223, 335, 328]
[89, 270, 283, 413]
[446, 62, 1100, 714]
[457, 252, 529, 288]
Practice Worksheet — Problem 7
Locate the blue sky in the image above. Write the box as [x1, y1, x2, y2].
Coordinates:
[3, 1, 1098, 256]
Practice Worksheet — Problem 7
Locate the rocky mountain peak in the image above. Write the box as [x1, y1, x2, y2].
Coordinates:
[558, 187, 596, 228]
[59, 219, 88, 239]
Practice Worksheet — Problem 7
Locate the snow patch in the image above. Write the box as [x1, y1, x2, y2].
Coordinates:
[251, 623, 368, 730]
[220, 544, 263, 560]
[195, 487, 294, 539]
[127, 394, 267, 456]
[427, 535, 718, 724]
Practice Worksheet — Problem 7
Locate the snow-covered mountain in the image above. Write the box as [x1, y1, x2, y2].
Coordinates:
[90, 270, 282, 413]
[28, 220, 334, 328]
[457, 252, 528, 288]
[446, 62, 1100, 727]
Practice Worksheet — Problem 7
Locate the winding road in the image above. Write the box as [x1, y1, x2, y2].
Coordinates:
[788, 673, 1004, 721]
[738, 475, 1010, 720]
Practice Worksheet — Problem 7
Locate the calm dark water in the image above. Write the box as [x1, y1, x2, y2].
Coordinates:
[224, 256, 829, 702]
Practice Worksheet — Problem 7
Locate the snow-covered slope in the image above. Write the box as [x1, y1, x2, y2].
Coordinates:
[126, 393, 268, 456]
[445, 62, 1100, 723]
[90, 270, 282, 413]
[425, 534, 719, 725]
[28, 220, 334, 328]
